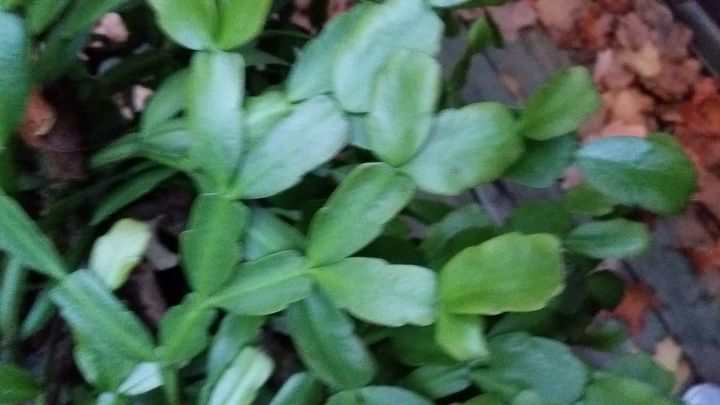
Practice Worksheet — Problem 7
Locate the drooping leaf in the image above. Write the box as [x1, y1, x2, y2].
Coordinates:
[141, 70, 188, 132]
[366, 49, 441, 166]
[91, 168, 176, 225]
[327, 386, 433, 405]
[158, 293, 217, 365]
[0, 10, 30, 147]
[214, 0, 272, 50]
[208, 347, 274, 405]
[269, 372, 324, 405]
[117, 362, 163, 396]
[51, 271, 156, 361]
[286, 292, 376, 389]
[244, 208, 306, 260]
[0, 364, 42, 403]
[307, 163, 415, 266]
[518, 67, 601, 141]
[564, 219, 650, 259]
[209, 251, 312, 315]
[436, 311, 488, 361]
[146, 0, 216, 50]
[0, 194, 66, 278]
[440, 233, 564, 315]
[332, 0, 443, 112]
[402, 103, 523, 195]
[472, 333, 587, 403]
[312, 257, 437, 327]
[89, 219, 152, 290]
[584, 372, 675, 405]
[180, 194, 249, 295]
[234, 95, 347, 199]
[505, 135, 576, 188]
[287, 3, 375, 101]
[576, 134, 696, 214]
[187, 51, 244, 188]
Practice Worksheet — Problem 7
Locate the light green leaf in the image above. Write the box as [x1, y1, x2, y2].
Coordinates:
[269, 372, 324, 405]
[158, 293, 217, 365]
[208, 347, 274, 405]
[27, 0, 71, 34]
[0, 193, 66, 278]
[141, 70, 188, 132]
[506, 135, 576, 188]
[327, 386, 433, 405]
[91, 168, 176, 225]
[187, 51, 244, 188]
[146, 0, 216, 50]
[180, 194, 249, 294]
[402, 103, 523, 195]
[472, 333, 587, 403]
[440, 233, 564, 315]
[287, 3, 375, 101]
[436, 311, 488, 361]
[206, 315, 263, 381]
[333, 0, 443, 112]
[565, 219, 650, 259]
[234, 95, 348, 199]
[519, 67, 601, 140]
[402, 363, 472, 400]
[312, 257, 437, 327]
[244, 208, 306, 260]
[209, 251, 312, 315]
[51, 271, 156, 361]
[244, 90, 293, 150]
[214, 0, 272, 50]
[286, 292, 376, 389]
[88, 218, 151, 290]
[117, 362, 163, 396]
[72, 329, 138, 391]
[307, 163, 415, 266]
[576, 134, 696, 214]
[562, 184, 615, 216]
[585, 372, 675, 405]
[0, 10, 30, 147]
[366, 49, 441, 166]
[0, 364, 42, 403]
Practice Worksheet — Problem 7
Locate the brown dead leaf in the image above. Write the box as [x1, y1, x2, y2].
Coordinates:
[487, 0, 537, 42]
[612, 282, 659, 338]
[19, 89, 57, 148]
[620, 43, 661, 78]
[594, 49, 635, 90]
[534, 0, 586, 39]
[643, 59, 701, 102]
[616, 12, 654, 49]
[603, 88, 655, 125]
[598, 0, 632, 14]
[577, 3, 613, 50]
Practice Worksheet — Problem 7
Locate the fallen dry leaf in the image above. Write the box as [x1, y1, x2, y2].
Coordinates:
[594, 50, 635, 90]
[534, 0, 586, 39]
[620, 43, 661, 78]
[487, 0, 537, 42]
[603, 88, 655, 125]
[612, 282, 659, 338]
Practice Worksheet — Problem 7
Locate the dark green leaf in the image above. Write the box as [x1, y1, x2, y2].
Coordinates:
[584, 372, 675, 405]
[234, 95, 347, 199]
[187, 51, 244, 188]
[402, 103, 523, 195]
[440, 233, 564, 315]
[333, 0, 443, 112]
[89, 219, 152, 289]
[244, 208, 306, 261]
[307, 163, 415, 266]
[158, 293, 217, 365]
[576, 134, 696, 214]
[0, 364, 42, 403]
[506, 136, 576, 188]
[327, 386, 433, 405]
[402, 363, 472, 399]
[54, 0, 128, 38]
[0, 193, 66, 278]
[0, 10, 30, 147]
[436, 311, 488, 361]
[51, 271, 156, 361]
[388, 327, 454, 366]
[286, 292, 376, 389]
[519, 67, 601, 140]
[312, 257, 437, 327]
[606, 354, 675, 396]
[72, 329, 138, 390]
[146, 0, 215, 50]
[505, 201, 573, 236]
[366, 49, 441, 166]
[421, 204, 492, 257]
[214, 0, 272, 50]
[472, 333, 587, 403]
[180, 194, 249, 294]
[562, 184, 615, 216]
[269, 372, 324, 405]
[141, 70, 187, 132]
[209, 251, 312, 315]
[26, 0, 71, 34]
[91, 168, 176, 225]
[565, 219, 650, 259]
[208, 347, 274, 405]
